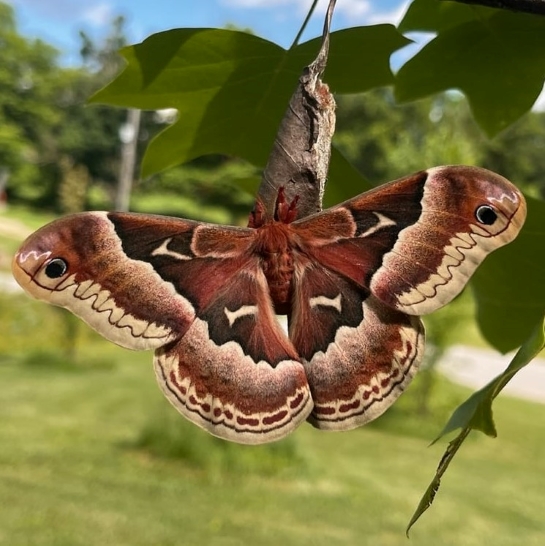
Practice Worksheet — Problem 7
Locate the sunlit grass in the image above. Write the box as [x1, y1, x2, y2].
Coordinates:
[0, 342, 544, 546]
[1, 291, 544, 545]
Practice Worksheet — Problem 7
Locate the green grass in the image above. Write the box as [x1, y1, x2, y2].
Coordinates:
[1, 205, 56, 231]
[1, 293, 545, 545]
[134, 403, 307, 477]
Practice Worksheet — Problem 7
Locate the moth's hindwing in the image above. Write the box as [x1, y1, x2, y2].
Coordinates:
[290, 263, 424, 429]
[154, 264, 313, 444]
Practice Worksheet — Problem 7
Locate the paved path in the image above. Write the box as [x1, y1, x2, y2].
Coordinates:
[0, 271, 21, 294]
[0, 216, 30, 283]
[438, 345, 545, 404]
[0, 216, 32, 239]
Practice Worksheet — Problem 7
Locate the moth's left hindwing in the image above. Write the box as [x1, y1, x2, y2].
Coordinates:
[289, 262, 424, 430]
[154, 262, 312, 444]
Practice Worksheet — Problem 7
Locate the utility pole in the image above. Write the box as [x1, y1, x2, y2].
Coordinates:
[115, 108, 141, 211]
[0, 168, 9, 211]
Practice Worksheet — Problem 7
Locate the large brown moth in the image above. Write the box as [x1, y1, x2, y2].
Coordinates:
[12, 165, 526, 444]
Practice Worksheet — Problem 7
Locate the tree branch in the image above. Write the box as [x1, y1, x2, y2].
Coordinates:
[444, 0, 545, 16]
[252, 0, 337, 221]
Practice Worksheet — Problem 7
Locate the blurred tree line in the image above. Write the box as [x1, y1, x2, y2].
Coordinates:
[334, 91, 545, 197]
[1, 2, 122, 210]
[0, 1, 256, 223]
[2, 0, 545, 222]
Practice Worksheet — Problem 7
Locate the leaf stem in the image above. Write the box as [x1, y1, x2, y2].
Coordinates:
[290, 0, 320, 49]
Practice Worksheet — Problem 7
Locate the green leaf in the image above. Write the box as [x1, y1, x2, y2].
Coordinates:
[90, 26, 409, 177]
[406, 315, 545, 535]
[324, 147, 372, 206]
[472, 196, 545, 352]
[435, 384, 497, 439]
[399, 0, 497, 33]
[437, 315, 545, 441]
[406, 428, 471, 537]
[395, 11, 545, 136]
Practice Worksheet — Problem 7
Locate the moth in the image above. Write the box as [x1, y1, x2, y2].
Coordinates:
[12, 166, 526, 444]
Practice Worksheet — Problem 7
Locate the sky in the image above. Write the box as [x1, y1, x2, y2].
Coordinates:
[7, 0, 411, 65]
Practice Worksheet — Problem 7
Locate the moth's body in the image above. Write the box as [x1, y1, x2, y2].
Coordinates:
[12, 166, 526, 444]
[253, 219, 296, 313]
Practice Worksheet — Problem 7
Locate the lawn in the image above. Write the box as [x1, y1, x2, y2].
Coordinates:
[0, 295, 544, 546]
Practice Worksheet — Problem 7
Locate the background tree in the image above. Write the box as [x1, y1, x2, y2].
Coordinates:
[334, 90, 483, 183]
[0, 2, 63, 205]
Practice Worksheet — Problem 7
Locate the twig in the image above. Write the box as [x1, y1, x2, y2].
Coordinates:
[444, 0, 545, 16]
[253, 0, 337, 221]
[290, 0, 320, 49]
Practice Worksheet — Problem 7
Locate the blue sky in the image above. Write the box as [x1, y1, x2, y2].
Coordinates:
[7, 0, 410, 65]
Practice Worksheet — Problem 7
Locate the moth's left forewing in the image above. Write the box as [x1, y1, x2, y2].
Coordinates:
[294, 166, 526, 316]
[368, 166, 526, 315]
[13, 212, 198, 350]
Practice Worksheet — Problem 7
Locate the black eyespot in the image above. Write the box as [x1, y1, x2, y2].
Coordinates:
[44, 258, 68, 279]
[475, 205, 498, 225]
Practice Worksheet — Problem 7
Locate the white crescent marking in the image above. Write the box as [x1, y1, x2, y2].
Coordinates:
[359, 212, 396, 238]
[309, 294, 342, 312]
[152, 238, 192, 260]
[224, 305, 258, 327]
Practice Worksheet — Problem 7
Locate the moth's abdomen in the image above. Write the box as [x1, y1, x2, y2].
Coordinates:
[262, 250, 294, 313]
[254, 222, 296, 313]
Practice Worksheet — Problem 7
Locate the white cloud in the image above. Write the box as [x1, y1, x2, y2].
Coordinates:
[82, 3, 114, 26]
[220, 0, 410, 26]
[366, 0, 410, 26]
